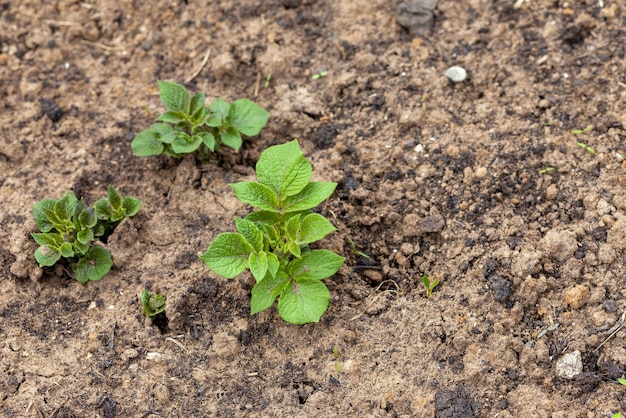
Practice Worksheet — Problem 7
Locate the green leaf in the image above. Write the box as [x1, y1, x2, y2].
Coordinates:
[148, 123, 175, 136]
[207, 98, 230, 127]
[59, 241, 74, 258]
[230, 182, 279, 212]
[248, 251, 269, 283]
[31, 232, 63, 248]
[157, 111, 187, 124]
[281, 182, 337, 213]
[244, 210, 280, 226]
[266, 252, 280, 278]
[197, 132, 216, 151]
[293, 249, 345, 281]
[54, 197, 72, 222]
[228, 99, 270, 137]
[94, 199, 110, 219]
[34, 246, 61, 267]
[285, 214, 300, 242]
[107, 187, 123, 211]
[158, 81, 190, 113]
[277, 278, 330, 324]
[73, 239, 89, 255]
[171, 132, 202, 154]
[297, 213, 336, 244]
[219, 126, 242, 150]
[189, 92, 206, 119]
[250, 272, 289, 315]
[32, 199, 56, 232]
[160, 131, 178, 144]
[287, 241, 301, 258]
[77, 229, 94, 244]
[235, 217, 264, 252]
[141, 289, 166, 318]
[201, 232, 253, 278]
[71, 246, 112, 284]
[122, 196, 142, 217]
[77, 207, 97, 229]
[132, 130, 164, 156]
[256, 139, 312, 198]
[618, 378, 626, 386]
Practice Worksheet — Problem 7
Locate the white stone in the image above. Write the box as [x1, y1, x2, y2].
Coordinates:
[555, 350, 582, 379]
[445, 66, 467, 83]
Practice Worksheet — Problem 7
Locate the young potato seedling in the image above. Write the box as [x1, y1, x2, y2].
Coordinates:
[422, 274, 440, 298]
[201, 140, 345, 324]
[31, 187, 141, 284]
[132, 81, 269, 161]
[141, 289, 167, 319]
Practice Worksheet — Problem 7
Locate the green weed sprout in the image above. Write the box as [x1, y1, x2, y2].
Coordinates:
[132, 80, 270, 160]
[31, 187, 141, 284]
[141, 289, 166, 319]
[201, 140, 345, 324]
[422, 274, 440, 298]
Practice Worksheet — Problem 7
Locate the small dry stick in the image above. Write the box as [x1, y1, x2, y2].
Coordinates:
[349, 280, 400, 321]
[165, 336, 187, 352]
[594, 311, 626, 352]
[185, 48, 211, 83]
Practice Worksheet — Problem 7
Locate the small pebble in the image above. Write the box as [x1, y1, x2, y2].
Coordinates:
[444, 66, 467, 83]
[555, 350, 582, 379]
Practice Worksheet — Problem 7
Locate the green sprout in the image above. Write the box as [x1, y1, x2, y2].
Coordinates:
[538, 167, 555, 174]
[570, 125, 593, 135]
[31, 187, 141, 284]
[311, 70, 328, 80]
[577, 142, 595, 155]
[422, 274, 440, 298]
[346, 237, 370, 259]
[333, 346, 341, 373]
[132, 81, 269, 161]
[264, 73, 272, 89]
[141, 289, 166, 319]
[201, 140, 345, 324]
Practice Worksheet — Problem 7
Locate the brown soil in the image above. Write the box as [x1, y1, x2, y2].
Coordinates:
[2, 0, 626, 417]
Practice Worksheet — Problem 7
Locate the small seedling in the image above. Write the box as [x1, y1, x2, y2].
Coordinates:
[538, 167, 554, 175]
[422, 274, 440, 298]
[201, 140, 345, 324]
[264, 73, 272, 89]
[333, 346, 341, 373]
[570, 125, 593, 135]
[31, 187, 141, 284]
[132, 81, 269, 160]
[141, 289, 167, 319]
[311, 70, 328, 80]
[346, 237, 370, 259]
[577, 142, 596, 155]
[619, 378, 626, 386]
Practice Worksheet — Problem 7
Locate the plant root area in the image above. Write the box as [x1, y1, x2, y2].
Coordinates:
[1, 1, 626, 417]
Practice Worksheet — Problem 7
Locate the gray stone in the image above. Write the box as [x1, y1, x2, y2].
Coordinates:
[397, 0, 439, 36]
[555, 350, 583, 379]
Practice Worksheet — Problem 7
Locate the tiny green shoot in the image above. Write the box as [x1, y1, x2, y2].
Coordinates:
[201, 139, 345, 324]
[619, 378, 626, 386]
[333, 346, 341, 373]
[141, 289, 167, 319]
[132, 81, 270, 161]
[570, 125, 593, 135]
[577, 142, 595, 155]
[538, 167, 554, 175]
[31, 187, 141, 284]
[311, 70, 328, 80]
[346, 237, 370, 259]
[422, 274, 440, 298]
[264, 73, 272, 89]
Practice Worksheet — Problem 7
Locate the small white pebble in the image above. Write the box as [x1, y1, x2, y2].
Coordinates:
[444, 66, 467, 83]
[415, 144, 423, 153]
[108, 305, 115, 310]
